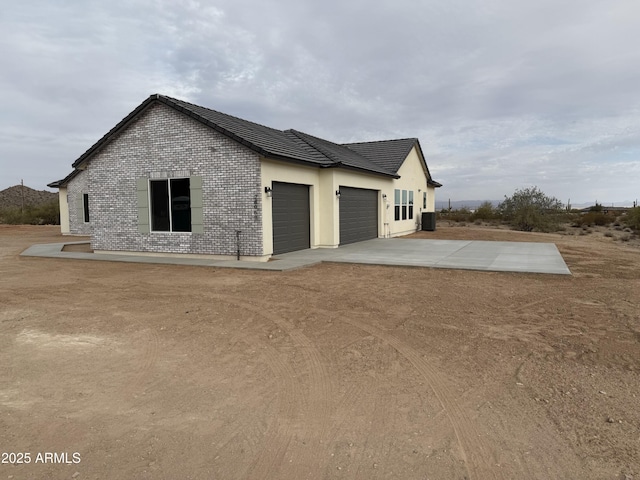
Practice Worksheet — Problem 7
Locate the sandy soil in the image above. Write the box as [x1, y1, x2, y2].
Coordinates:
[1, 225, 638, 480]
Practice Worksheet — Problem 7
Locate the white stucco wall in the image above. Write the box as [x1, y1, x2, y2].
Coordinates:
[58, 186, 70, 234]
[260, 159, 321, 254]
[260, 145, 438, 255]
[388, 146, 433, 236]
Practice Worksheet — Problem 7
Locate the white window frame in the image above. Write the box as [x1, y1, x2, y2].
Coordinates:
[408, 191, 414, 219]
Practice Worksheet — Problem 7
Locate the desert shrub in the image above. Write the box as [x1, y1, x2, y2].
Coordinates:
[0, 201, 59, 225]
[589, 203, 604, 212]
[579, 212, 610, 227]
[31, 201, 60, 225]
[440, 208, 472, 223]
[604, 231, 614, 238]
[625, 207, 640, 230]
[0, 207, 23, 224]
[471, 201, 496, 221]
[498, 186, 563, 232]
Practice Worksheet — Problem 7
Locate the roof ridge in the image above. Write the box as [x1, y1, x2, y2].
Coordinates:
[157, 95, 329, 164]
[285, 129, 343, 165]
[342, 137, 418, 146]
[287, 129, 399, 177]
[158, 94, 286, 136]
[66, 94, 403, 179]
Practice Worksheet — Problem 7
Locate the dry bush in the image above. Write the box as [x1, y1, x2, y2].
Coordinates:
[625, 207, 640, 230]
[579, 212, 610, 227]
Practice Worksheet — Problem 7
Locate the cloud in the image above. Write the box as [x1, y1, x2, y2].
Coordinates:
[1, 0, 639, 203]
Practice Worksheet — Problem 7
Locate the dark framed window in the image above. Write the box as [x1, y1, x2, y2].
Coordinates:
[423, 192, 427, 209]
[150, 178, 191, 232]
[408, 191, 414, 219]
[401, 190, 407, 220]
[83, 193, 89, 223]
[394, 189, 400, 221]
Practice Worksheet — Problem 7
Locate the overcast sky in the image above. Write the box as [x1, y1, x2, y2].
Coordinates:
[1, 0, 639, 204]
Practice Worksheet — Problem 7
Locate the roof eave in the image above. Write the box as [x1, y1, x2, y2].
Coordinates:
[72, 96, 158, 168]
[47, 169, 81, 189]
[261, 154, 333, 169]
[72, 94, 284, 169]
[156, 96, 275, 159]
[411, 139, 443, 187]
[320, 162, 399, 179]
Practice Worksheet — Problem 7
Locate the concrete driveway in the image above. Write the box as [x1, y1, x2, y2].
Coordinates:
[22, 238, 571, 274]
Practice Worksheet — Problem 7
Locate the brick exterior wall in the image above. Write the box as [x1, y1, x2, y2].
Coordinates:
[67, 169, 91, 235]
[87, 103, 264, 256]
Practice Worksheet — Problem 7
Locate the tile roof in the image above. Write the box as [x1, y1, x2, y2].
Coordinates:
[344, 138, 418, 173]
[285, 130, 395, 176]
[345, 138, 441, 186]
[163, 96, 333, 167]
[61, 94, 441, 185]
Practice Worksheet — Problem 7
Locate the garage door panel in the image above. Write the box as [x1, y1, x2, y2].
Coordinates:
[339, 187, 378, 245]
[272, 182, 310, 254]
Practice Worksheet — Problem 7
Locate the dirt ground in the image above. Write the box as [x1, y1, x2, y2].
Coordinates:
[1, 225, 638, 480]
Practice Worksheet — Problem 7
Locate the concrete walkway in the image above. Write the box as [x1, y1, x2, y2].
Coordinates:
[21, 238, 571, 275]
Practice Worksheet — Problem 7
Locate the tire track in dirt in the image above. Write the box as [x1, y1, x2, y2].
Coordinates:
[339, 313, 506, 480]
[208, 410, 270, 479]
[243, 333, 301, 480]
[208, 294, 332, 479]
[204, 314, 300, 480]
[371, 395, 400, 479]
[349, 341, 397, 480]
[176, 311, 273, 479]
[208, 294, 506, 479]
[220, 294, 503, 479]
[508, 298, 549, 313]
[314, 379, 370, 478]
[0, 318, 19, 405]
[124, 328, 160, 398]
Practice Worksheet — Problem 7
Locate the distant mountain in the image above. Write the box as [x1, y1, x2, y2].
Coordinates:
[0, 185, 58, 209]
[435, 200, 502, 210]
[435, 199, 638, 211]
[570, 201, 637, 209]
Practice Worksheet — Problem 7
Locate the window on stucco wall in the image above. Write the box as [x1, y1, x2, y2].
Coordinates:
[409, 191, 414, 219]
[395, 189, 414, 221]
[401, 190, 407, 220]
[394, 189, 400, 221]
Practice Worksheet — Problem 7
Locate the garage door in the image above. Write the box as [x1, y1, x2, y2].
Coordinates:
[339, 187, 378, 245]
[272, 182, 310, 254]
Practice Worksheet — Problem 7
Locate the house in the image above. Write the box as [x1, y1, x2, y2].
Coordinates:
[48, 94, 441, 260]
